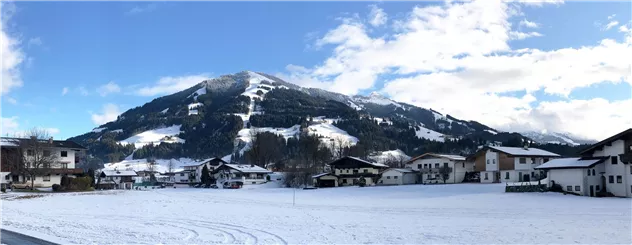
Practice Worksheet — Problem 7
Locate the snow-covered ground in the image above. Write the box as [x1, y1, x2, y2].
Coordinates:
[415, 125, 445, 142]
[369, 149, 411, 164]
[307, 123, 358, 145]
[2, 184, 630, 244]
[118, 125, 185, 149]
[102, 158, 198, 173]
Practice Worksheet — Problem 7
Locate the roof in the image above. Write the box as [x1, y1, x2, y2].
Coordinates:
[487, 146, 560, 157]
[312, 173, 334, 178]
[579, 128, 632, 155]
[0, 137, 86, 149]
[407, 153, 466, 163]
[183, 157, 228, 167]
[221, 164, 272, 173]
[344, 156, 389, 168]
[383, 168, 416, 174]
[101, 170, 138, 177]
[535, 157, 608, 170]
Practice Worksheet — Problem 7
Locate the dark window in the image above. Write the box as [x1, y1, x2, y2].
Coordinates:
[434, 163, 439, 168]
[531, 158, 536, 164]
[587, 170, 591, 176]
[27, 150, 34, 156]
[617, 175, 622, 183]
[486, 160, 490, 165]
[492, 159, 496, 164]
[61, 151, 68, 157]
[387, 176, 391, 179]
[462, 162, 465, 168]
[346, 170, 349, 173]
[417, 164, 421, 169]
[353, 169, 359, 174]
[531, 172, 535, 178]
[427, 174, 431, 178]
[394, 176, 398, 179]
[484, 172, 488, 180]
[363, 169, 368, 173]
[609, 175, 614, 183]
[543, 158, 549, 163]
[342, 179, 347, 184]
[443, 163, 448, 168]
[596, 185, 600, 191]
[424, 164, 428, 169]
[519, 158, 526, 164]
[180, 173, 184, 176]
[505, 172, 510, 179]
[611, 156, 618, 164]
[575, 186, 580, 191]
[43, 150, 51, 157]
[566, 186, 572, 191]
[592, 169, 595, 176]
[43, 175, 50, 182]
[5, 175, 9, 180]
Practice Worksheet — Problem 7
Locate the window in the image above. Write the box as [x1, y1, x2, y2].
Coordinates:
[531, 172, 535, 178]
[43, 150, 51, 157]
[27, 150, 34, 156]
[180, 173, 184, 176]
[487, 159, 490, 165]
[611, 156, 618, 165]
[346, 170, 349, 173]
[43, 175, 51, 182]
[617, 175, 622, 183]
[363, 169, 368, 173]
[492, 159, 496, 164]
[505, 172, 509, 179]
[387, 176, 391, 179]
[531, 158, 536, 164]
[353, 169, 359, 174]
[596, 185, 600, 191]
[342, 179, 347, 184]
[484, 172, 489, 180]
[5, 175, 9, 180]
[519, 158, 526, 164]
[575, 186, 580, 191]
[462, 162, 465, 168]
[61, 151, 68, 157]
[26, 176, 31, 181]
[566, 186, 572, 191]
[443, 163, 449, 168]
[544, 158, 549, 163]
[587, 169, 591, 176]
[417, 164, 421, 169]
[394, 176, 398, 179]
[435, 174, 439, 178]
[592, 169, 596, 176]
[434, 163, 439, 168]
[609, 175, 614, 183]
[424, 164, 428, 169]
[427, 174, 431, 179]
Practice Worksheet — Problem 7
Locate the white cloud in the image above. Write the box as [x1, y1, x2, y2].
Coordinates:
[608, 14, 616, 20]
[368, 5, 387, 27]
[96, 81, 121, 97]
[604, 20, 619, 31]
[126, 3, 157, 15]
[90, 103, 121, 125]
[136, 74, 210, 96]
[6, 96, 17, 104]
[1, 116, 20, 135]
[619, 24, 630, 33]
[519, 19, 539, 28]
[27, 37, 42, 47]
[61, 87, 69, 96]
[1, 2, 24, 95]
[78, 86, 89, 96]
[283, 0, 632, 140]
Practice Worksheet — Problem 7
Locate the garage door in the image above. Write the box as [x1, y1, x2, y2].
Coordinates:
[318, 179, 336, 188]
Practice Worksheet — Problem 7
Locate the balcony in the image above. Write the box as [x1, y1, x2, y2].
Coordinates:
[620, 153, 632, 164]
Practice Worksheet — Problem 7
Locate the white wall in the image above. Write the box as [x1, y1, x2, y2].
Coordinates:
[23, 147, 78, 168]
[548, 168, 585, 195]
[407, 158, 472, 184]
[485, 151, 498, 171]
[379, 170, 404, 185]
[1, 172, 10, 184]
[591, 139, 630, 197]
[335, 167, 380, 175]
[480, 171, 494, 183]
[173, 172, 190, 183]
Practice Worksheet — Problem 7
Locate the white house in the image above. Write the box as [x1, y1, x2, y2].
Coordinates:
[468, 146, 560, 183]
[313, 156, 389, 187]
[99, 170, 138, 190]
[1, 137, 86, 188]
[170, 170, 192, 184]
[183, 157, 228, 183]
[378, 168, 417, 185]
[213, 164, 272, 185]
[406, 153, 473, 184]
[536, 128, 632, 197]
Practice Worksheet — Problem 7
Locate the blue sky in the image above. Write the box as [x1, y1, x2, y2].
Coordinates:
[1, 1, 631, 140]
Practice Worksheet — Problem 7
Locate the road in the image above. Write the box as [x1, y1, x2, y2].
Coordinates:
[0, 229, 59, 245]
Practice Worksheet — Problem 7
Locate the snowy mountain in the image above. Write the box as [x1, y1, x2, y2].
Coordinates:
[521, 131, 596, 146]
[70, 71, 587, 165]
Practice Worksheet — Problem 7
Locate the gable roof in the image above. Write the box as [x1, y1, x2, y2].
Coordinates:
[328, 156, 389, 168]
[0, 137, 86, 149]
[218, 164, 272, 173]
[383, 168, 416, 174]
[579, 128, 632, 155]
[535, 157, 608, 170]
[407, 153, 466, 164]
[487, 146, 559, 157]
[101, 170, 138, 177]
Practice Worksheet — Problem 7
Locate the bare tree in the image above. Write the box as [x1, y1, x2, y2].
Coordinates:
[330, 136, 350, 159]
[167, 159, 175, 174]
[438, 165, 453, 184]
[146, 157, 157, 183]
[5, 128, 60, 189]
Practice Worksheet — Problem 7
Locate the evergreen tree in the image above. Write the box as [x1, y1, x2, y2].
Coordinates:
[201, 165, 210, 184]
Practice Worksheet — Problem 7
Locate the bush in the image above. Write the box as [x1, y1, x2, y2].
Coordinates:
[52, 184, 61, 192]
[358, 177, 366, 187]
[60, 175, 72, 189]
[70, 177, 92, 191]
[1, 187, 6, 193]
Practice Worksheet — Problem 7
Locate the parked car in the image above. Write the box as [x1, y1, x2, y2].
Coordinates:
[11, 182, 33, 190]
[223, 181, 243, 189]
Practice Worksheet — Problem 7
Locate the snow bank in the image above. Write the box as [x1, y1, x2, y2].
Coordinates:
[118, 125, 185, 149]
[415, 125, 445, 142]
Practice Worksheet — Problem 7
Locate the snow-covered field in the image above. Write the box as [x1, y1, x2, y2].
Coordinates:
[118, 125, 185, 149]
[2, 184, 630, 244]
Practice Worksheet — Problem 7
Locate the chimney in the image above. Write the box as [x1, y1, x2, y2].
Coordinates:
[49, 137, 53, 144]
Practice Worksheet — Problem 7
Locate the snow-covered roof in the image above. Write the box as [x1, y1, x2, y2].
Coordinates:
[407, 153, 466, 163]
[223, 164, 272, 173]
[312, 173, 332, 178]
[488, 146, 560, 157]
[0, 138, 18, 147]
[384, 168, 416, 173]
[535, 157, 607, 170]
[101, 170, 138, 177]
[346, 156, 389, 168]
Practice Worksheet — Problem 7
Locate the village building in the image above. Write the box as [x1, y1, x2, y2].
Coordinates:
[378, 168, 417, 185]
[213, 164, 272, 185]
[312, 156, 389, 187]
[181, 157, 228, 183]
[406, 153, 473, 184]
[468, 145, 560, 183]
[98, 170, 137, 189]
[1, 137, 86, 189]
[536, 128, 632, 197]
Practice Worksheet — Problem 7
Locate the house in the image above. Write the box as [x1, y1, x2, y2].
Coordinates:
[181, 157, 228, 184]
[169, 170, 192, 184]
[378, 168, 417, 185]
[1, 137, 86, 188]
[312, 156, 389, 187]
[213, 164, 272, 185]
[99, 170, 137, 189]
[467, 145, 560, 183]
[406, 153, 473, 184]
[536, 128, 632, 197]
